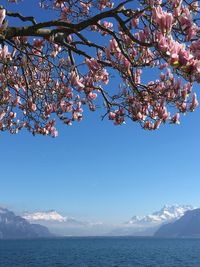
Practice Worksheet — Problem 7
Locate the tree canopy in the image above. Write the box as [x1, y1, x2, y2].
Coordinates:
[0, 0, 199, 136]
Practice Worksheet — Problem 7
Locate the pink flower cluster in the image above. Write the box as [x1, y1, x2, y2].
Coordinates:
[0, 0, 199, 136]
[152, 6, 173, 34]
[178, 7, 199, 40]
[98, 0, 114, 10]
[154, 31, 200, 82]
[108, 68, 198, 129]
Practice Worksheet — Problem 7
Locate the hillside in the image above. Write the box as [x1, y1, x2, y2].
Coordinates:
[0, 207, 52, 239]
[154, 208, 200, 238]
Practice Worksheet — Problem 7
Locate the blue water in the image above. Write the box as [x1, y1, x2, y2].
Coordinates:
[1, 237, 200, 266]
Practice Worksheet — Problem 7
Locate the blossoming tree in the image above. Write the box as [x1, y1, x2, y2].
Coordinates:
[0, 0, 199, 136]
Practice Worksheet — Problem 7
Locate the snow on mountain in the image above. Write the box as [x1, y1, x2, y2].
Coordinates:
[108, 205, 196, 237]
[127, 205, 195, 226]
[23, 210, 98, 227]
[23, 210, 107, 236]
[154, 208, 200, 237]
[0, 207, 52, 239]
[0, 207, 8, 214]
[20, 205, 196, 236]
[23, 210, 67, 223]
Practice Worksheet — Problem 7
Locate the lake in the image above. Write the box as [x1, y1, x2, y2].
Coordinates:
[1, 237, 200, 266]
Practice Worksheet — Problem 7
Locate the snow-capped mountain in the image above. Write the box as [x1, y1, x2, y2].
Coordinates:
[18, 205, 197, 236]
[154, 208, 200, 237]
[0, 207, 8, 214]
[23, 210, 86, 226]
[127, 205, 195, 226]
[109, 205, 196, 236]
[23, 210, 67, 223]
[0, 207, 52, 239]
[22, 210, 109, 236]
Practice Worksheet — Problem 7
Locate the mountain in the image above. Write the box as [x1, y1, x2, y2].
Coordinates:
[19, 205, 196, 237]
[154, 208, 200, 238]
[23, 210, 107, 236]
[127, 205, 194, 226]
[109, 205, 195, 236]
[23, 210, 87, 226]
[0, 207, 52, 239]
[23, 210, 67, 223]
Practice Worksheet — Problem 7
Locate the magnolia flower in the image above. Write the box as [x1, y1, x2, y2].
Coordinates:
[131, 18, 139, 28]
[85, 58, 101, 72]
[31, 104, 37, 112]
[171, 113, 180, 124]
[190, 40, 200, 60]
[169, 0, 182, 8]
[70, 72, 85, 89]
[80, 2, 91, 14]
[98, 0, 113, 10]
[88, 92, 97, 101]
[152, 7, 173, 34]
[9, 112, 16, 119]
[102, 21, 113, 29]
[110, 38, 120, 53]
[0, 45, 10, 61]
[190, 93, 199, 112]
[190, 1, 199, 12]
[0, 9, 6, 27]
[109, 112, 116, 120]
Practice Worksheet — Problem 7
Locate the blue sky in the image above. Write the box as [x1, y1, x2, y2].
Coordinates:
[1, 105, 200, 223]
[1, 0, 200, 224]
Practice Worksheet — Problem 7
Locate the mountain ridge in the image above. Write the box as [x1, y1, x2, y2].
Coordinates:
[0, 207, 53, 239]
[0, 205, 196, 237]
[154, 208, 200, 238]
[109, 205, 195, 236]
[126, 205, 194, 226]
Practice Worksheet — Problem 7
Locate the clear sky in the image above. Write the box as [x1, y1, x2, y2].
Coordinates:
[1, 0, 200, 224]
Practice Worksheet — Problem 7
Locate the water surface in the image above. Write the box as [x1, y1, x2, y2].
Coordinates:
[1, 237, 200, 266]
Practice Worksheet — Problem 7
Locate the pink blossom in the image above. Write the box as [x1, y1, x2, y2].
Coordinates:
[0, 9, 6, 27]
[190, 93, 199, 111]
[31, 104, 37, 112]
[52, 129, 58, 138]
[131, 18, 139, 28]
[70, 72, 85, 89]
[88, 92, 97, 101]
[0, 45, 10, 61]
[80, 2, 91, 14]
[171, 113, 180, 124]
[190, 40, 200, 60]
[9, 112, 16, 119]
[190, 1, 199, 12]
[102, 21, 113, 30]
[109, 112, 116, 120]
[169, 0, 182, 8]
[98, 0, 113, 10]
[85, 58, 101, 72]
[152, 7, 173, 34]
[0, 0, 199, 136]
[109, 38, 120, 53]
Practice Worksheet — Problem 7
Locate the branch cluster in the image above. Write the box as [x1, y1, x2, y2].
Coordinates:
[0, 0, 199, 136]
